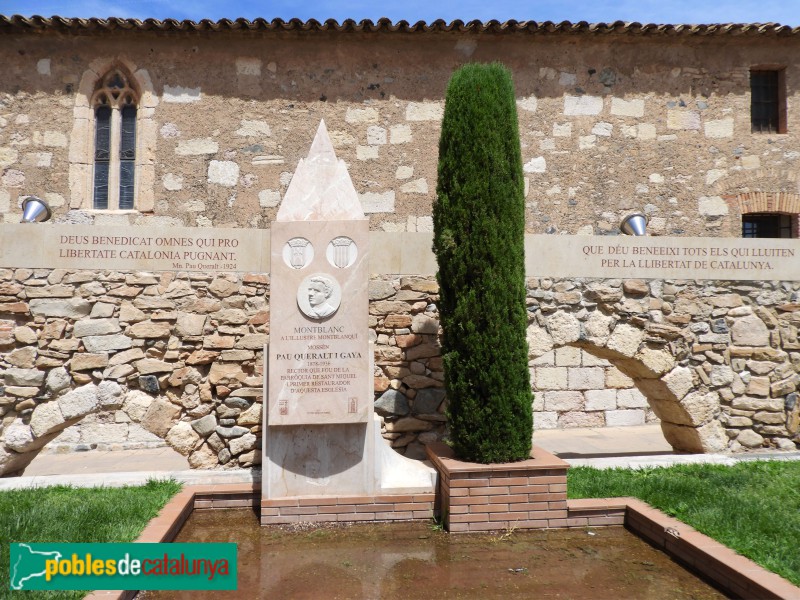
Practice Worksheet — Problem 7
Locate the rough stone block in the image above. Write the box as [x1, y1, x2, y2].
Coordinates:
[546, 312, 580, 346]
[384, 417, 433, 432]
[563, 95, 603, 116]
[141, 399, 181, 438]
[525, 323, 556, 359]
[134, 359, 174, 375]
[680, 391, 720, 426]
[704, 118, 734, 138]
[534, 412, 558, 429]
[535, 367, 568, 390]
[229, 432, 257, 455]
[610, 97, 644, 117]
[129, 320, 172, 338]
[523, 157, 546, 173]
[616, 388, 648, 408]
[4, 368, 45, 387]
[163, 86, 201, 103]
[737, 429, 763, 448]
[345, 107, 379, 123]
[29, 401, 66, 438]
[558, 411, 605, 428]
[235, 119, 270, 136]
[57, 384, 99, 420]
[72, 318, 121, 338]
[238, 403, 261, 427]
[4, 420, 35, 452]
[98, 381, 124, 409]
[122, 390, 153, 422]
[405, 102, 443, 121]
[605, 409, 645, 426]
[29, 298, 91, 318]
[6, 347, 37, 368]
[413, 389, 445, 414]
[584, 389, 617, 411]
[731, 314, 769, 346]
[698, 196, 729, 217]
[70, 353, 109, 371]
[607, 323, 644, 357]
[359, 191, 395, 213]
[166, 421, 201, 456]
[543, 391, 583, 411]
[637, 123, 657, 139]
[356, 145, 379, 160]
[666, 110, 700, 130]
[82, 334, 133, 353]
[554, 346, 581, 367]
[390, 124, 412, 143]
[45, 367, 71, 396]
[207, 160, 239, 187]
[175, 138, 217, 155]
[568, 367, 605, 390]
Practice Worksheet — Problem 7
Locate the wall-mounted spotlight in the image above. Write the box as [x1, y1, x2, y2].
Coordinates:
[20, 196, 52, 223]
[619, 212, 648, 236]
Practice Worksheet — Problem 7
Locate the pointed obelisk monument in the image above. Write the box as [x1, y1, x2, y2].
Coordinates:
[263, 120, 373, 499]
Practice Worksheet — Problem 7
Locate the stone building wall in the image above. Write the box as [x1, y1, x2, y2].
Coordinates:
[1, 24, 800, 236]
[1, 266, 798, 474]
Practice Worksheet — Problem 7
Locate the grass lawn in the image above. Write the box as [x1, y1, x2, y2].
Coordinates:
[0, 479, 182, 599]
[568, 460, 800, 586]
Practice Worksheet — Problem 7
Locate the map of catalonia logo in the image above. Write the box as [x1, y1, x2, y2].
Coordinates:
[9, 543, 237, 591]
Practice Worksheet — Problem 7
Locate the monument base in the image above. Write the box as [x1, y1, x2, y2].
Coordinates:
[261, 338, 436, 525]
[260, 415, 436, 525]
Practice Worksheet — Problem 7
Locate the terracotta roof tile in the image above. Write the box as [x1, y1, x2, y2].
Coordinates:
[0, 15, 797, 36]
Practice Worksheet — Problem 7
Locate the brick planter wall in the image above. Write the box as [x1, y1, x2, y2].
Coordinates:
[426, 442, 578, 533]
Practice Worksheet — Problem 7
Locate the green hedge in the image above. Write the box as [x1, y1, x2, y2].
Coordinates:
[433, 63, 533, 463]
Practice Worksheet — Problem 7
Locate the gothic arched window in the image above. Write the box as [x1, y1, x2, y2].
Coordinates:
[92, 70, 138, 210]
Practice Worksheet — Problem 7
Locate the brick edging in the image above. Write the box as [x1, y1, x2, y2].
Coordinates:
[85, 483, 800, 600]
[83, 483, 259, 600]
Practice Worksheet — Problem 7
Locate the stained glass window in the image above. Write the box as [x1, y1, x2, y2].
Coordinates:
[92, 70, 138, 210]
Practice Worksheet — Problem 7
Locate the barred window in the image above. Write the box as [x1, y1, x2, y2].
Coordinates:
[742, 213, 796, 238]
[750, 69, 786, 134]
[92, 70, 138, 210]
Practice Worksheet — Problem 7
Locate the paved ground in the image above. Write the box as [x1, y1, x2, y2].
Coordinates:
[21, 424, 670, 477]
[3, 424, 797, 490]
[533, 424, 673, 458]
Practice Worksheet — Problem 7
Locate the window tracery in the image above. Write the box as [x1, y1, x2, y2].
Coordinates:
[92, 69, 138, 210]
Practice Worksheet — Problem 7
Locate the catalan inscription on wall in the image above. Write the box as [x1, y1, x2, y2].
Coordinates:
[526, 236, 800, 281]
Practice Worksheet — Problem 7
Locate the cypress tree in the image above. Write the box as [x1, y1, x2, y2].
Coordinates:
[433, 63, 533, 464]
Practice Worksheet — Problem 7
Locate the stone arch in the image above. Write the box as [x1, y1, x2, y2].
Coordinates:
[713, 169, 800, 237]
[0, 270, 269, 479]
[527, 293, 730, 454]
[0, 382, 185, 476]
[68, 56, 158, 213]
[525, 278, 800, 454]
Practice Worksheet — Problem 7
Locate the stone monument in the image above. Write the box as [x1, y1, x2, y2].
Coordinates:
[262, 121, 434, 504]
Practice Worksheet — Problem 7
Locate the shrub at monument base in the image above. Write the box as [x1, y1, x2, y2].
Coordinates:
[433, 63, 533, 464]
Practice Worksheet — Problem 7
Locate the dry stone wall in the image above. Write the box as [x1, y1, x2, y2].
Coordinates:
[525, 277, 800, 453]
[1, 267, 799, 475]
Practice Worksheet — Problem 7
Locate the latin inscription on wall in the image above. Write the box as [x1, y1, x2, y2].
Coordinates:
[0, 224, 265, 273]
